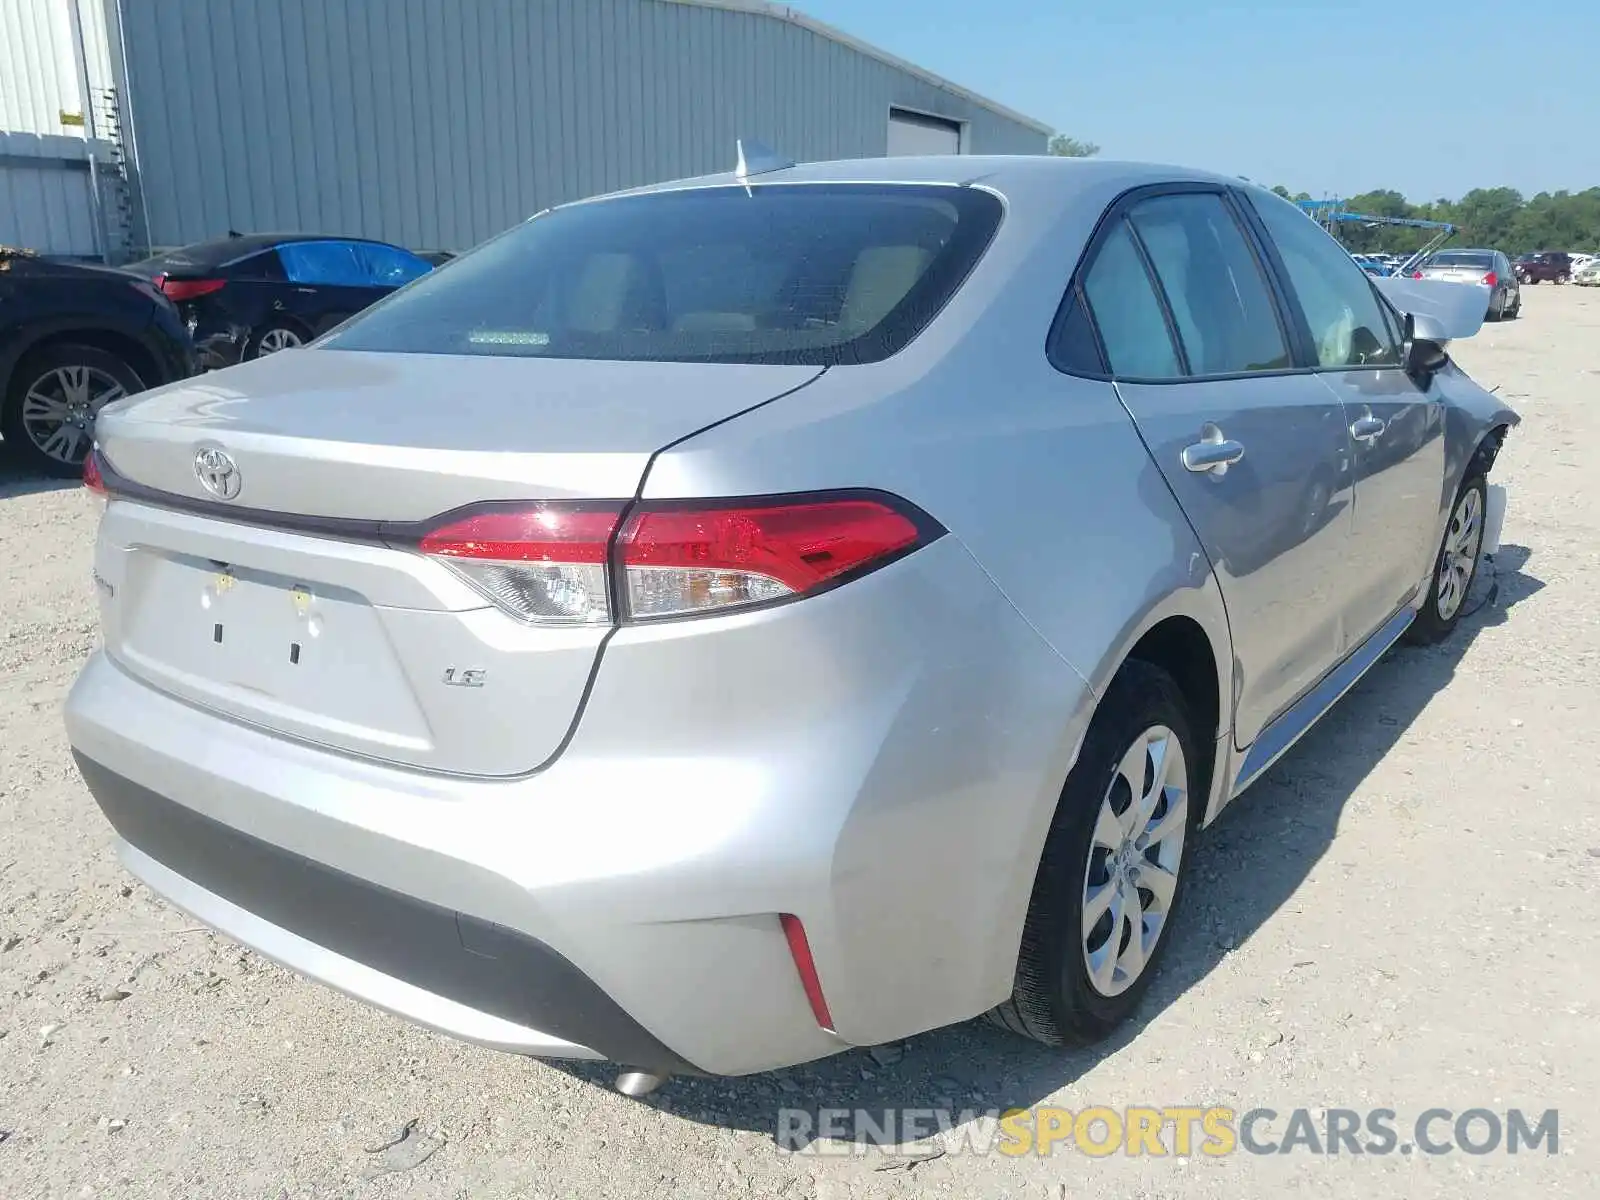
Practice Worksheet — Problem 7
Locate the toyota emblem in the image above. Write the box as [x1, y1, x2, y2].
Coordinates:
[194, 446, 241, 500]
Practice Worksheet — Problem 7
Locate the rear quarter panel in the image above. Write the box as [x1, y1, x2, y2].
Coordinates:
[0, 276, 161, 388]
[638, 178, 1238, 1026]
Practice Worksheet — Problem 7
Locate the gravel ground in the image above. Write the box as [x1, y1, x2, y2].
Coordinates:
[2, 286, 1597, 1199]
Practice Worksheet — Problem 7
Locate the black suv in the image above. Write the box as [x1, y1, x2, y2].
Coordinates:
[1, 249, 196, 476]
[1514, 251, 1573, 284]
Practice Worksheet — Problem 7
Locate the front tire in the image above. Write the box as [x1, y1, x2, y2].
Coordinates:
[987, 661, 1198, 1046]
[2, 343, 143, 477]
[1406, 474, 1487, 645]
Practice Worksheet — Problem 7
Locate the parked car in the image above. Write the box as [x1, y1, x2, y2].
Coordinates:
[1573, 257, 1600, 286]
[1351, 253, 1391, 277]
[1569, 252, 1598, 277]
[68, 156, 1519, 1091]
[0, 248, 194, 476]
[126, 233, 435, 370]
[1411, 248, 1520, 319]
[1513, 250, 1572, 284]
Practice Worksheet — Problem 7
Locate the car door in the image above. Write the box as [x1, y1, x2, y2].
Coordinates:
[1243, 187, 1447, 648]
[1080, 187, 1358, 748]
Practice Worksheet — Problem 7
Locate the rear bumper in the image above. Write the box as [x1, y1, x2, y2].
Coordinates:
[66, 537, 1093, 1074]
[78, 753, 688, 1069]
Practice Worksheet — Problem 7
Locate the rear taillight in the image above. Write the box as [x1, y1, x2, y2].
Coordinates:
[418, 502, 623, 625]
[618, 496, 929, 620]
[157, 276, 226, 302]
[83, 447, 107, 495]
[1483, 271, 1498, 287]
[415, 492, 940, 625]
[1411, 270, 1425, 279]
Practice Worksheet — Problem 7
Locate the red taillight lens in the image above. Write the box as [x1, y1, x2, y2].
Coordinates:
[415, 493, 939, 625]
[83, 447, 107, 494]
[618, 496, 927, 620]
[1483, 271, 1498, 287]
[418, 503, 623, 624]
[1411, 270, 1425, 279]
[157, 276, 226, 302]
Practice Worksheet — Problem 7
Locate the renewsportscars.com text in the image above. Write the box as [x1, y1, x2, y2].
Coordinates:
[777, 1106, 1560, 1158]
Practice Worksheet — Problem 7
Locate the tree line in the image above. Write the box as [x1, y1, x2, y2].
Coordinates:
[1046, 135, 1598, 255]
[1269, 186, 1600, 256]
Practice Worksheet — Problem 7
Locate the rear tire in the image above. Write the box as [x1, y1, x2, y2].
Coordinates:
[245, 323, 307, 360]
[1405, 474, 1487, 645]
[986, 661, 1198, 1046]
[2, 343, 144, 477]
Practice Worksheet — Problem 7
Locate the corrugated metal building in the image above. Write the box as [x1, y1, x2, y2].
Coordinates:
[0, 0, 122, 257]
[1, 0, 1050, 263]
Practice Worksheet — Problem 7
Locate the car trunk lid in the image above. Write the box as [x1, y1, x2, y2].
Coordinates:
[91, 348, 824, 775]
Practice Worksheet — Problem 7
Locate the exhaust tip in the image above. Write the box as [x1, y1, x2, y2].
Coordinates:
[615, 1069, 670, 1098]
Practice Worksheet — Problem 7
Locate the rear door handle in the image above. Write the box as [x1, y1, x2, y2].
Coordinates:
[1351, 415, 1386, 441]
[1181, 428, 1245, 476]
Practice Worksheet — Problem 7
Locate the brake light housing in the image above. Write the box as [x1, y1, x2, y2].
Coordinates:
[418, 502, 623, 625]
[156, 276, 227, 302]
[414, 491, 943, 626]
[1483, 271, 1498, 288]
[83, 446, 107, 495]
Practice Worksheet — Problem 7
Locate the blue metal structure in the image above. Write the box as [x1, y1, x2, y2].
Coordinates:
[1296, 199, 1457, 273]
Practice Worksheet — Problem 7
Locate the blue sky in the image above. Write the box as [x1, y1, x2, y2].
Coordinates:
[797, 0, 1598, 202]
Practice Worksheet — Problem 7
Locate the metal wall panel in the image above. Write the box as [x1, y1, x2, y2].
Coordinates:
[112, 0, 1049, 252]
[0, 0, 113, 136]
[0, 133, 101, 255]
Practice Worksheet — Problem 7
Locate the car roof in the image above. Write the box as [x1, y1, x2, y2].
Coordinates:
[579, 154, 1254, 209]
[135, 232, 406, 270]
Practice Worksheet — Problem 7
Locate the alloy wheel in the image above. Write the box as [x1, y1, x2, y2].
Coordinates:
[1081, 725, 1188, 997]
[20, 365, 126, 466]
[256, 327, 304, 355]
[1436, 486, 1484, 621]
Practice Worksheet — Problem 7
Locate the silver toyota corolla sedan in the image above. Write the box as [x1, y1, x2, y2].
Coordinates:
[66, 154, 1519, 1092]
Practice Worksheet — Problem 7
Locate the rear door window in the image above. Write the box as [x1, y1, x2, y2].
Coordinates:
[321, 184, 1003, 365]
[228, 250, 286, 280]
[277, 240, 371, 287]
[354, 243, 433, 288]
[1077, 221, 1182, 379]
[1126, 193, 1292, 376]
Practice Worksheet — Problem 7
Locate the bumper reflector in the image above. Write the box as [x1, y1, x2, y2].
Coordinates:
[779, 913, 835, 1033]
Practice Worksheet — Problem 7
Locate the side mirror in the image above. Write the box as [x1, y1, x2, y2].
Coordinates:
[1402, 312, 1449, 377]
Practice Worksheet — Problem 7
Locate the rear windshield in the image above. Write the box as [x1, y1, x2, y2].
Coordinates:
[1422, 251, 1493, 268]
[127, 240, 267, 274]
[321, 184, 1003, 365]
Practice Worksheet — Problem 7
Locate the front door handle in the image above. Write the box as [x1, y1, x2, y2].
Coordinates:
[1181, 426, 1245, 476]
[1351, 414, 1386, 441]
